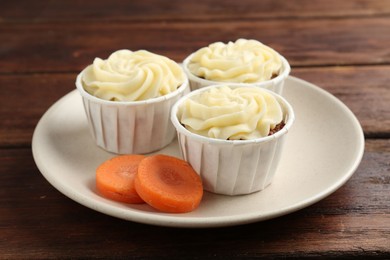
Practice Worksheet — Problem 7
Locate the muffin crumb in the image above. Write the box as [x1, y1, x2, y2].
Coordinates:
[268, 122, 285, 136]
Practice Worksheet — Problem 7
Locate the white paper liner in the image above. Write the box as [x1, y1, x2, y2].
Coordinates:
[171, 85, 295, 195]
[182, 53, 290, 95]
[76, 72, 190, 154]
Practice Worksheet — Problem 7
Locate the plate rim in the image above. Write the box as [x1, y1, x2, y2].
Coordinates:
[32, 76, 365, 228]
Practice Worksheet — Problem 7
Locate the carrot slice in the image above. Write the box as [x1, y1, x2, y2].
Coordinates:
[96, 154, 145, 204]
[134, 154, 203, 213]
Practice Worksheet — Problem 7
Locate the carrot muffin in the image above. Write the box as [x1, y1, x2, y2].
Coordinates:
[76, 49, 190, 154]
[183, 39, 290, 94]
[171, 84, 295, 195]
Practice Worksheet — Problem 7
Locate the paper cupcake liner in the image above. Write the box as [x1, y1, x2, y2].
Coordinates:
[76, 72, 190, 154]
[182, 54, 290, 95]
[171, 85, 295, 195]
[177, 132, 288, 195]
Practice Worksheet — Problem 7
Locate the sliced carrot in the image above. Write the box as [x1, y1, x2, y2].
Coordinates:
[96, 154, 145, 204]
[134, 154, 203, 213]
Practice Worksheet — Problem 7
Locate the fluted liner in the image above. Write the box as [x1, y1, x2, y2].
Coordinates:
[182, 54, 290, 95]
[178, 133, 287, 195]
[76, 72, 190, 154]
[171, 85, 295, 195]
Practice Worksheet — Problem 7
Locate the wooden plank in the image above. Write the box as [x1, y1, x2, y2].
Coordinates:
[1, 0, 390, 23]
[1, 1, 388, 258]
[1, 66, 388, 147]
[0, 73, 74, 147]
[0, 140, 388, 257]
[0, 17, 390, 73]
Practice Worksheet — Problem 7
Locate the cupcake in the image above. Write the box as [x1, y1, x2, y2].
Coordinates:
[76, 49, 190, 154]
[183, 39, 290, 94]
[171, 84, 294, 195]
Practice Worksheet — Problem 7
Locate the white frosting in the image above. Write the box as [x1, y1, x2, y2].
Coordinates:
[188, 39, 282, 83]
[179, 86, 284, 140]
[82, 50, 185, 101]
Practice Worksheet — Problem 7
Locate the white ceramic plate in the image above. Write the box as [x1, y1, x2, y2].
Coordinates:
[32, 76, 364, 228]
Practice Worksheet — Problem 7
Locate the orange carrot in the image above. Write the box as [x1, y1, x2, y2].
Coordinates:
[96, 154, 145, 204]
[134, 154, 203, 213]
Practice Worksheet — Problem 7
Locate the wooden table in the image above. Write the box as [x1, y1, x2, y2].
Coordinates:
[1, 1, 389, 258]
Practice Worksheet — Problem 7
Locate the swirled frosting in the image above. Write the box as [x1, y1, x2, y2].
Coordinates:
[188, 39, 282, 83]
[82, 50, 185, 101]
[178, 86, 284, 140]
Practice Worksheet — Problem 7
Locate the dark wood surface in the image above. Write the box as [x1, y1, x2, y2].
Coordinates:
[1, 1, 389, 258]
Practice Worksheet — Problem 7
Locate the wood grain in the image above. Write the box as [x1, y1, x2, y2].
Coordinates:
[1, 1, 389, 258]
[0, 140, 388, 258]
[1, 17, 390, 74]
[2, 0, 390, 23]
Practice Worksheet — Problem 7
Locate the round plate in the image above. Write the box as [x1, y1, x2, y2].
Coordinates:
[32, 76, 364, 228]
